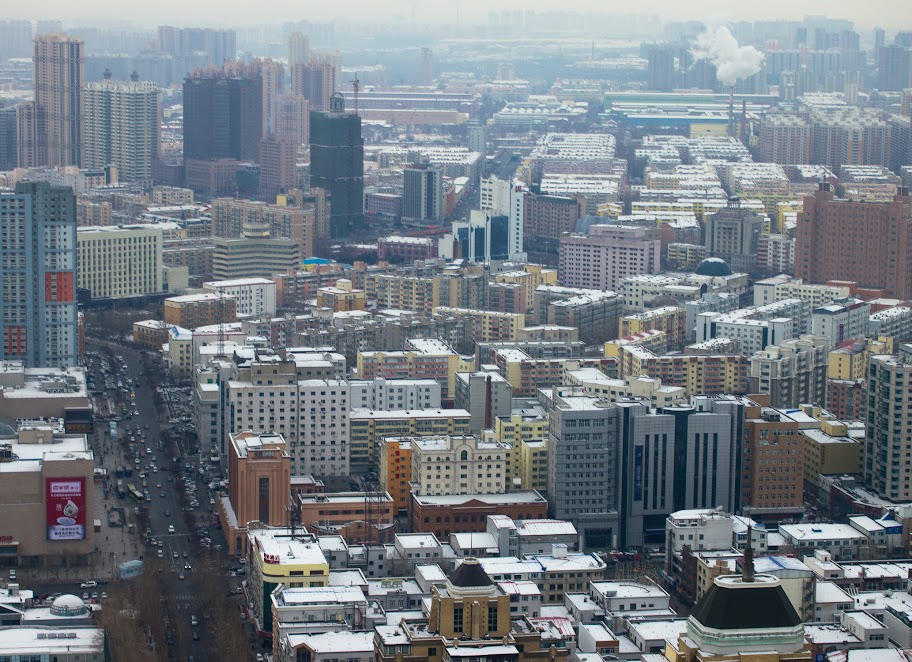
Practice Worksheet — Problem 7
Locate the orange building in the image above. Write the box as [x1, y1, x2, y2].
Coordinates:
[163, 291, 237, 328]
[741, 401, 806, 521]
[297, 491, 395, 544]
[220, 431, 291, 557]
[410, 491, 549, 541]
[379, 437, 413, 516]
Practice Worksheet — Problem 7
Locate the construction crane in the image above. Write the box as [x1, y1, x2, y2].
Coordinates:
[350, 74, 360, 115]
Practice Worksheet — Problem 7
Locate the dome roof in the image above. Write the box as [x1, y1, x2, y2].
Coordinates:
[694, 258, 732, 277]
[450, 558, 492, 588]
[50, 594, 89, 616]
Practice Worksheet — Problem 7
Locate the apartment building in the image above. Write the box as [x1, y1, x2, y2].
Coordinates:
[558, 225, 660, 291]
[76, 224, 163, 299]
[410, 435, 509, 496]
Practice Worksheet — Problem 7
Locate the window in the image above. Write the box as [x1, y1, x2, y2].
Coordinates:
[453, 606, 463, 632]
[258, 477, 270, 524]
[488, 607, 498, 632]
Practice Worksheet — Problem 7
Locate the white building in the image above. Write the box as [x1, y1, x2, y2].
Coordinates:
[410, 435, 508, 496]
[76, 225, 163, 299]
[203, 277, 277, 317]
[753, 275, 849, 308]
[811, 298, 871, 347]
[480, 175, 526, 261]
[348, 378, 441, 411]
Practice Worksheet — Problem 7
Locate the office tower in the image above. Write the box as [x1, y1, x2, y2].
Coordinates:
[466, 119, 486, 157]
[704, 198, 764, 274]
[274, 93, 309, 147]
[878, 45, 912, 91]
[796, 185, 912, 299]
[0, 182, 78, 368]
[479, 175, 525, 261]
[291, 56, 335, 112]
[157, 26, 235, 68]
[647, 47, 675, 91]
[0, 20, 33, 60]
[420, 48, 433, 85]
[288, 31, 309, 68]
[403, 163, 444, 223]
[258, 133, 296, 202]
[0, 108, 16, 170]
[31, 34, 85, 167]
[182, 71, 263, 196]
[759, 112, 811, 164]
[82, 75, 161, 186]
[309, 93, 363, 240]
[559, 225, 661, 291]
[875, 28, 886, 66]
[866, 354, 912, 501]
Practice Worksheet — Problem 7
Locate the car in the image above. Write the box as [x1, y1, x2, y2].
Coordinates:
[214, 544, 223, 551]
[184, 563, 192, 571]
[173, 551, 179, 559]
[190, 615, 198, 626]
[160, 491, 165, 498]
[81, 592, 89, 601]
[256, 654, 265, 662]
[168, 525, 175, 534]
[101, 592, 108, 600]
[182, 551, 189, 558]
[178, 573, 185, 580]
[156, 483, 162, 489]
[91, 592, 98, 600]
[157, 549, 164, 558]
[80, 581, 97, 588]
[164, 510, 170, 517]
[145, 424, 150, 429]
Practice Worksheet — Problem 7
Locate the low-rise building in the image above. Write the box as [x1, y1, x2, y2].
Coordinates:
[410, 490, 549, 540]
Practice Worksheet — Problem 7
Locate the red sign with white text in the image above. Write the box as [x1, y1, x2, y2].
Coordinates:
[46, 478, 86, 541]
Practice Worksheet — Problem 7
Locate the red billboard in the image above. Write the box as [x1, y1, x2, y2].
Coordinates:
[46, 478, 86, 541]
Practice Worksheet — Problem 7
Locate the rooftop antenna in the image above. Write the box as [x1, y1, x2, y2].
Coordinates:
[351, 74, 360, 115]
[742, 524, 755, 583]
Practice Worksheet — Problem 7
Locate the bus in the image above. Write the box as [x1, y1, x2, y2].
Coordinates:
[110, 421, 117, 438]
[127, 484, 144, 502]
[116, 480, 126, 499]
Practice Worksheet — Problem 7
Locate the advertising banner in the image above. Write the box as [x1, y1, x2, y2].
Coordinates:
[46, 478, 86, 541]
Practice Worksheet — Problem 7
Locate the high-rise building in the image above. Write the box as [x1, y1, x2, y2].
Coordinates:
[878, 45, 912, 91]
[0, 182, 78, 368]
[157, 26, 235, 68]
[288, 32, 309, 69]
[740, 405, 806, 518]
[865, 354, 912, 501]
[403, 163, 444, 223]
[0, 20, 33, 60]
[309, 93, 363, 240]
[704, 199, 765, 274]
[759, 112, 811, 164]
[82, 75, 161, 186]
[466, 119, 486, 158]
[479, 175, 525, 261]
[559, 225, 661, 291]
[258, 133, 296, 202]
[795, 185, 912, 299]
[182, 72, 263, 196]
[291, 56, 335, 112]
[809, 107, 891, 168]
[274, 93, 309, 148]
[420, 48, 433, 85]
[647, 47, 675, 91]
[226, 431, 291, 528]
[0, 107, 17, 171]
[749, 335, 830, 409]
[29, 34, 84, 167]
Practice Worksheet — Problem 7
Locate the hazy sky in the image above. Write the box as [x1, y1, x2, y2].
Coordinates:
[9, 0, 910, 31]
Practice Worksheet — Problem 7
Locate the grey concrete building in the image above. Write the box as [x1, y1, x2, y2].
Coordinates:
[454, 371, 513, 433]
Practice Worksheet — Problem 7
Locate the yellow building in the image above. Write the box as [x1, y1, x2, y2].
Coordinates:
[620, 306, 687, 350]
[519, 438, 548, 493]
[495, 265, 558, 310]
[604, 329, 667, 358]
[828, 337, 893, 380]
[349, 408, 471, 470]
[433, 307, 526, 343]
[775, 200, 803, 232]
[247, 526, 329, 633]
[801, 422, 863, 489]
[364, 274, 436, 313]
[378, 437, 413, 515]
[315, 279, 366, 312]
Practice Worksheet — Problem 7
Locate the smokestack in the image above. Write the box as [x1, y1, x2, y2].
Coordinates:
[728, 86, 735, 138]
[739, 100, 747, 144]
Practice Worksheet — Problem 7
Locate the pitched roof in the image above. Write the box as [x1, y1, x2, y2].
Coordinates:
[451, 558, 492, 588]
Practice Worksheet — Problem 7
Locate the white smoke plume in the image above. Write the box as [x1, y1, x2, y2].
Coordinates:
[691, 25, 764, 87]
